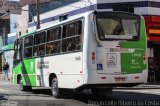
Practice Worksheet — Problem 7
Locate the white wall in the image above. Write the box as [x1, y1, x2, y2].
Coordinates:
[28, 0, 97, 32]
[17, 5, 29, 36]
[25, 0, 160, 32]
[3, 50, 14, 78]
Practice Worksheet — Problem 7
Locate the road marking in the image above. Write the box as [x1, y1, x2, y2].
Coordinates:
[114, 89, 160, 95]
[0, 81, 13, 85]
[0, 88, 9, 92]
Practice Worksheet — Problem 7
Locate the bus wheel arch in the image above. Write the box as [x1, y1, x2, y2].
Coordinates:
[17, 74, 32, 91]
[49, 73, 57, 87]
[17, 74, 22, 84]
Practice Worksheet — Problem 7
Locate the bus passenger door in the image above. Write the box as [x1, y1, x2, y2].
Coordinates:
[13, 39, 23, 68]
[13, 39, 23, 84]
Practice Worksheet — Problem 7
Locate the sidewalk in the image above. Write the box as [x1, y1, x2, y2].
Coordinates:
[114, 82, 160, 89]
[0, 73, 12, 82]
[137, 82, 160, 89]
[0, 73, 4, 80]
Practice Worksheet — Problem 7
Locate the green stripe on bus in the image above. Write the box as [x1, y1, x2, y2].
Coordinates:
[121, 18, 147, 74]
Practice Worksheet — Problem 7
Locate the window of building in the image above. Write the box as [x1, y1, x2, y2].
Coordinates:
[112, 4, 134, 13]
[62, 20, 82, 38]
[29, 0, 80, 22]
[47, 27, 61, 42]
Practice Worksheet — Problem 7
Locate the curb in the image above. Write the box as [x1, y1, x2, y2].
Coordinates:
[115, 86, 160, 90]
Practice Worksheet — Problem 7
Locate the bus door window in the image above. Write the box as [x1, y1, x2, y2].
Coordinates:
[14, 38, 23, 66]
[24, 36, 33, 58]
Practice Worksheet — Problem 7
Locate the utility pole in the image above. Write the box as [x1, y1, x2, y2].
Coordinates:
[36, 0, 40, 29]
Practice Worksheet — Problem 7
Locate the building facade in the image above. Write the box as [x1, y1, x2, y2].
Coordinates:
[0, 14, 10, 73]
[1, 0, 18, 74]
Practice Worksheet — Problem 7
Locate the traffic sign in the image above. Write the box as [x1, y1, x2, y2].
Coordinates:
[0, 0, 22, 14]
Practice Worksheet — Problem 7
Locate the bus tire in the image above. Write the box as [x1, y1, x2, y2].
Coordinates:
[51, 77, 62, 98]
[19, 78, 32, 91]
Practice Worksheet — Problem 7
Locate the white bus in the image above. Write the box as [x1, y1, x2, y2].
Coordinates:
[13, 11, 147, 97]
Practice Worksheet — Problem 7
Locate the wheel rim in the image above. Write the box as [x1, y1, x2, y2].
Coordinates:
[52, 79, 58, 96]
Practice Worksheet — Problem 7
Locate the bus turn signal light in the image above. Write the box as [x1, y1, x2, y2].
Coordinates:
[143, 53, 147, 64]
[92, 52, 95, 64]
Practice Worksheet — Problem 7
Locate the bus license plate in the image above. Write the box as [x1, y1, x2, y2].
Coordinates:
[114, 77, 126, 82]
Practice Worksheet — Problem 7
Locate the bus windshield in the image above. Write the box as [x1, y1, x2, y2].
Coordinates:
[96, 12, 140, 40]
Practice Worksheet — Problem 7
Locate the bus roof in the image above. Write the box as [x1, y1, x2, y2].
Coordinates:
[2, 44, 14, 52]
[19, 30, 37, 39]
[19, 11, 92, 39]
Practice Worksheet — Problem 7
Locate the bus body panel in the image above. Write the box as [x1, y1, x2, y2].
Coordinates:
[85, 69, 148, 84]
[83, 12, 147, 85]
[34, 52, 83, 88]
[13, 52, 83, 88]
[13, 11, 147, 90]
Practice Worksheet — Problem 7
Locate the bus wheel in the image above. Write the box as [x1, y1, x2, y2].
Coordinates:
[51, 78, 62, 98]
[19, 78, 32, 91]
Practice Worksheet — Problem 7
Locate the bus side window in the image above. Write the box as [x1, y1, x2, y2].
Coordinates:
[62, 20, 82, 53]
[47, 27, 61, 42]
[62, 21, 82, 38]
[39, 44, 45, 56]
[47, 41, 60, 54]
[62, 36, 81, 52]
[25, 47, 32, 58]
[34, 32, 46, 45]
[34, 32, 46, 57]
[75, 36, 81, 50]
[33, 46, 38, 57]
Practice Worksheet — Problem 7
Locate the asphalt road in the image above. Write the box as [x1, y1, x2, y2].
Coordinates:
[0, 80, 160, 106]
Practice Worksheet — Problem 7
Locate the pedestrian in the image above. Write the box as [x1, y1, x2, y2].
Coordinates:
[3, 62, 10, 80]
